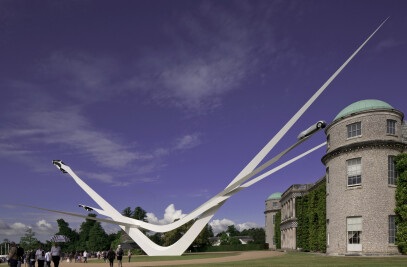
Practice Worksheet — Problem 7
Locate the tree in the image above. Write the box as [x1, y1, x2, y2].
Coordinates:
[191, 223, 213, 250]
[87, 222, 109, 251]
[395, 153, 407, 254]
[161, 219, 212, 251]
[240, 228, 265, 244]
[229, 237, 241, 245]
[148, 233, 163, 246]
[108, 232, 121, 249]
[19, 228, 39, 250]
[161, 219, 187, 246]
[77, 214, 97, 250]
[220, 232, 229, 245]
[110, 233, 122, 250]
[274, 211, 281, 249]
[226, 225, 240, 237]
[122, 207, 133, 218]
[55, 219, 79, 252]
[132, 207, 147, 222]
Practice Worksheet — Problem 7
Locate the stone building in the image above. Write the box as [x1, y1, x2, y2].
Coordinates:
[264, 192, 281, 249]
[279, 184, 308, 250]
[280, 177, 325, 250]
[322, 99, 407, 255]
[265, 99, 407, 255]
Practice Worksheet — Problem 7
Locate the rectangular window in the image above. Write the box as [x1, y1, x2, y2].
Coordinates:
[387, 120, 396, 135]
[347, 158, 362, 186]
[347, 217, 362, 244]
[273, 215, 276, 224]
[389, 215, 396, 244]
[326, 167, 329, 183]
[327, 134, 330, 149]
[273, 202, 278, 208]
[348, 231, 361, 244]
[327, 233, 330, 246]
[347, 122, 361, 138]
[388, 156, 398, 185]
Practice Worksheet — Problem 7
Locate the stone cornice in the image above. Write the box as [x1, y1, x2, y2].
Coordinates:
[325, 108, 404, 134]
[321, 140, 407, 165]
[280, 191, 307, 205]
[280, 218, 298, 230]
[264, 208, 281, 214]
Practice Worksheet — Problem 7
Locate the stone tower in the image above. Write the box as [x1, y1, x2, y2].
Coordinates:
[264, 192, 282, 249]
[322, 99, 407, 255]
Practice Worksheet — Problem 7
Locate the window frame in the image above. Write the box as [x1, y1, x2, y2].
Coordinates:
[347, 122, 362, 139]
[388, 155, 398, 185]
[387, 119, 396, 135]
[347, 158, 362, 187]
[389, 215, 396, 244]
[347, 216, 362, 248]
[326, 167, 330, 183]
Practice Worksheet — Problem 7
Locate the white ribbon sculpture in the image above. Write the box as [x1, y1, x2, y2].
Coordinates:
[22, 18, 387, 256]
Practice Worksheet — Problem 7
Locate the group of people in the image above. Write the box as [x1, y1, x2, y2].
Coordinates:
[105, 245, 126, 267]
[8, 243, 133, 267]
[8, 242, 62, 267]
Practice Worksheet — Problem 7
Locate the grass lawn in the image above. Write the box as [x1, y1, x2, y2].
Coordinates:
[176, 252, 407, 267]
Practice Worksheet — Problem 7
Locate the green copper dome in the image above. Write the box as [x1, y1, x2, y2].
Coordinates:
[267, 192, 282, 200]
[334, 99, 393, 121]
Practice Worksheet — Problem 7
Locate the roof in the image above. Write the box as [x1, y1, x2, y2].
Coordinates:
[334, 99, 393, 121]
[267, 192, 282, 200]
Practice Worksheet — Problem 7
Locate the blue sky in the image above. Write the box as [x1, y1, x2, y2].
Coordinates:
[1, 0, 406, 242]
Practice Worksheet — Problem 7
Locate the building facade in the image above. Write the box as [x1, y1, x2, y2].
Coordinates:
[264, 192, 281, 249]
[280, 184, 308, 250]
[322, 99, 407, 255]
[265, 99, 407, 255]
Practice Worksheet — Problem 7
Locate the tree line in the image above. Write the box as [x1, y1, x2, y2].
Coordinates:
[13, 205, 266, 253]
[216, 224, 265, 245]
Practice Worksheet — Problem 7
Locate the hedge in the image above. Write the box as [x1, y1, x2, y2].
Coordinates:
[274, 210, 281, 249]
[296, 181, 326, 252]
[395, 153, 407, 254]
[202, 243, 264, 252]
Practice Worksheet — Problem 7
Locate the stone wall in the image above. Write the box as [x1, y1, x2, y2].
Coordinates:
[402, 121, 407, 143]
[324, 109, 405, 255]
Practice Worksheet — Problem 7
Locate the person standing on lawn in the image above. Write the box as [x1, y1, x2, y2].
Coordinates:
[107, 249, 115, 267]
[50, 243, 61, 267]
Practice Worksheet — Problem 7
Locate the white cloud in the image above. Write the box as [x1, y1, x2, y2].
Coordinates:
[36, 220, 53, 232]
[0, 107, 150, 169]
[174, 134, 201, 150]
[209, 219, 261, 235]
[187, 189, 209, 198]
[146, 204, 186, 225]
[154, 148, 170, 157]
[374, 38, 405, 53]
[0, 219, 56, 238]
[209, 219, 235, 234]
[236, 222, 261, 232]
[78, 171, 115, 183]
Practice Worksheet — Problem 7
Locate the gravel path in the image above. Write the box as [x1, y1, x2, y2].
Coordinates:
[57, 251, 285, 267]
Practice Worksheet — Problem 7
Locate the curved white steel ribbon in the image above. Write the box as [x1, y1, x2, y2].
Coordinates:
[20, 141, 324, 255]
[58, 134, 311, 233]
[225, 17, 388, 189]
[25, 19, 386, 255]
